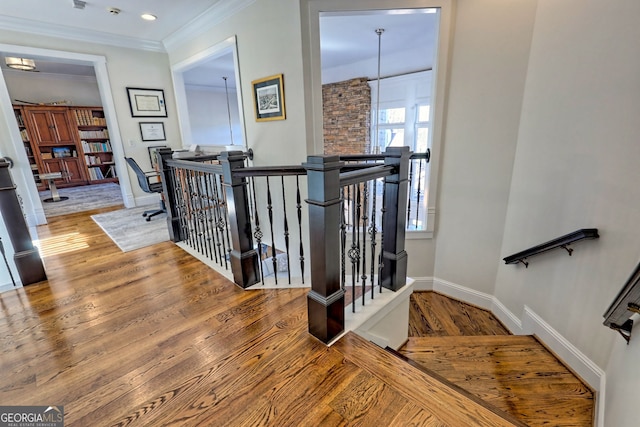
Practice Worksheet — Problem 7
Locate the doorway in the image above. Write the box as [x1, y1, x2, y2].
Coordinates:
[171, 36, 246, 151]
[0, 44, 132, 225]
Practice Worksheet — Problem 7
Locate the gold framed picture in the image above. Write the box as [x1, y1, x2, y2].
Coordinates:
[251, 74, 285, 122]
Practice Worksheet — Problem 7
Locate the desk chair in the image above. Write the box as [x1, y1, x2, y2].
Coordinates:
[124, 157, 166, 221]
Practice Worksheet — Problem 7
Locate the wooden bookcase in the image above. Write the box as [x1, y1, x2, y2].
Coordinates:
[13, 105, 118, 190]
[23, 106, 86, 189]
[13, 106, 42, 188]
[73, 107, 118, 184]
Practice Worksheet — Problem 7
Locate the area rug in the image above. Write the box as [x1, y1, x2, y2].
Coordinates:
[41, 182, 123, 217]
[91, 205, 169, 252]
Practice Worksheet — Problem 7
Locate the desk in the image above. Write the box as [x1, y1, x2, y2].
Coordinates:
[40, 172, 69, 203]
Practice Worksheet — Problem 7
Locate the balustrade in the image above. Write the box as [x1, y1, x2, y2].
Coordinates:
[158, 147, 418, 344]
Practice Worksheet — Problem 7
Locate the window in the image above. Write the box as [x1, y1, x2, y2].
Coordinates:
[371, 78, 432, 232]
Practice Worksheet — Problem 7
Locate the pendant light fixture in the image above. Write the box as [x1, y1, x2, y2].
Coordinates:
[5, 57, 36, 71]
[373, 28, 384, 154]
[223, 77, 234, 145]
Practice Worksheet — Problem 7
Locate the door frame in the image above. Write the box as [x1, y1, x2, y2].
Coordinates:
[0, 43, 133, 225]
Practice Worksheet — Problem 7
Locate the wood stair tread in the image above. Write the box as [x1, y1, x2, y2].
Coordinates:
[401, 293, 595, 426]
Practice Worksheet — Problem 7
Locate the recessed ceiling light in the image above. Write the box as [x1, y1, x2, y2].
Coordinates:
[141, 13, 157, 21]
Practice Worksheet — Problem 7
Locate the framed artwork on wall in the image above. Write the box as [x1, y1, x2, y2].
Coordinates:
[147, 145, 168, 169]
[139, 122, 166, 141]
[251, 74, 285, 122]
[126, 87, 167, 117]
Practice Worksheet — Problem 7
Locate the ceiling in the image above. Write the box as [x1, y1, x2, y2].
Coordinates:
[0, 2, 438, 88]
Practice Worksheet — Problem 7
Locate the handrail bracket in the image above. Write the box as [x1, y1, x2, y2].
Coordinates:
[610, 319, 633, 345]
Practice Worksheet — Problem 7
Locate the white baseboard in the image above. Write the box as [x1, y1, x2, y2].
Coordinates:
[523, 305, 605, 427]
[411, 275, 604, 426]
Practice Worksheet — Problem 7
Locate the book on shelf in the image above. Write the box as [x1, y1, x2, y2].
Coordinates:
[81, 140, 112, 153]
[78, 129, 109, 139]
[74, 109, 107, 127]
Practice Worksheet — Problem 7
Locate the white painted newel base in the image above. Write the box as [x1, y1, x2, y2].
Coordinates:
[330, 278, 415, 350]
[412, 277, 606, 427]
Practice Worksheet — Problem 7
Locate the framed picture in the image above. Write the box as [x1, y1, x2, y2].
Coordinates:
[251, 74, 285, 122]
[126, 87, 167, 117]
[139, 122, 166, 141]
[147, 145, 168, 169]
[52, 147, 72, 158]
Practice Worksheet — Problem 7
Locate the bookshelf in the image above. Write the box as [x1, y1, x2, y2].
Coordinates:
[73, 107, 118, 184]
[13, 106, 42, 188]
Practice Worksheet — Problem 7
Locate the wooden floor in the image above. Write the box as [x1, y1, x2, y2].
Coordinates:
[400, 292, 595, 426]
[0, 209, 521, 426]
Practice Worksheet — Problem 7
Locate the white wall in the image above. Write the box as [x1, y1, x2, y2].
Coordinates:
[185, 86, 242, 147]
[490, 0, 640, 425]
[166, 0, 308, 167]
[4, 71, 101, 106]
[433, 0, 538, 294]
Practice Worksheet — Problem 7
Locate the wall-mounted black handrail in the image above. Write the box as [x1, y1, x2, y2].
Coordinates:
[503, 228, 599, 268]
[603, 260, 640, 344]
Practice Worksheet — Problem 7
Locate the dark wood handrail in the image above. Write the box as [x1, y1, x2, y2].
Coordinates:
[603, 260, 640, 344]
[164, 158, 224, 175]
[339, 149, 430, 162]
[339, 164, 394, 187]
[234, 165, 307, 177]
[503, 228, 599, 268]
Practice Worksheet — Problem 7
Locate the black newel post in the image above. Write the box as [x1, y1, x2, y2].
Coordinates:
[157, 148, 182, 242]
[220, 151, 259, 288]
[0, 161, 46, 285]
[381, 146, 410, 291]
[303, 155, 345, 344]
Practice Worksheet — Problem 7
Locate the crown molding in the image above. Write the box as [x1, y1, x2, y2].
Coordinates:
[0, 16, 165, 52]
[163, 0, 256, 52]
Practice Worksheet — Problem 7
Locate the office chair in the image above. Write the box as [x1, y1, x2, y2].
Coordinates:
[124, 157, 166, 221]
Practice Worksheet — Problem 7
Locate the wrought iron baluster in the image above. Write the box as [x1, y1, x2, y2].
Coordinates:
[185, 170, 199, 253]
[194, 170, 207, 255]
[220, 176, 233, 269]
[196, 171, 207, 256]
[356, 184, 361, 283]
[361, 182, 368, 306]
[196, 172, 209, 258]
[266, 176, 278, 284]
[415, 158, 423, 230]
[251, 177, 264, 284]
[378, 179, 387, 293]
[407, 159, 414, 225]
[175, 168, 193, 248]
[348, 184, 359, 313]
[281, 176, 291, 284]
[295, 176, 304, 284]
[170, 168, 187, 242]
[211, 173, 225, 266]
[202, 172, 216, 261]
[340, 187, 347, 291]
[369, 178, 378, 299]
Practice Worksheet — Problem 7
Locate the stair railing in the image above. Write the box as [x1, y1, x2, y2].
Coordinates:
[158, 147, 412, 344]
[503, 228, 599, 268]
